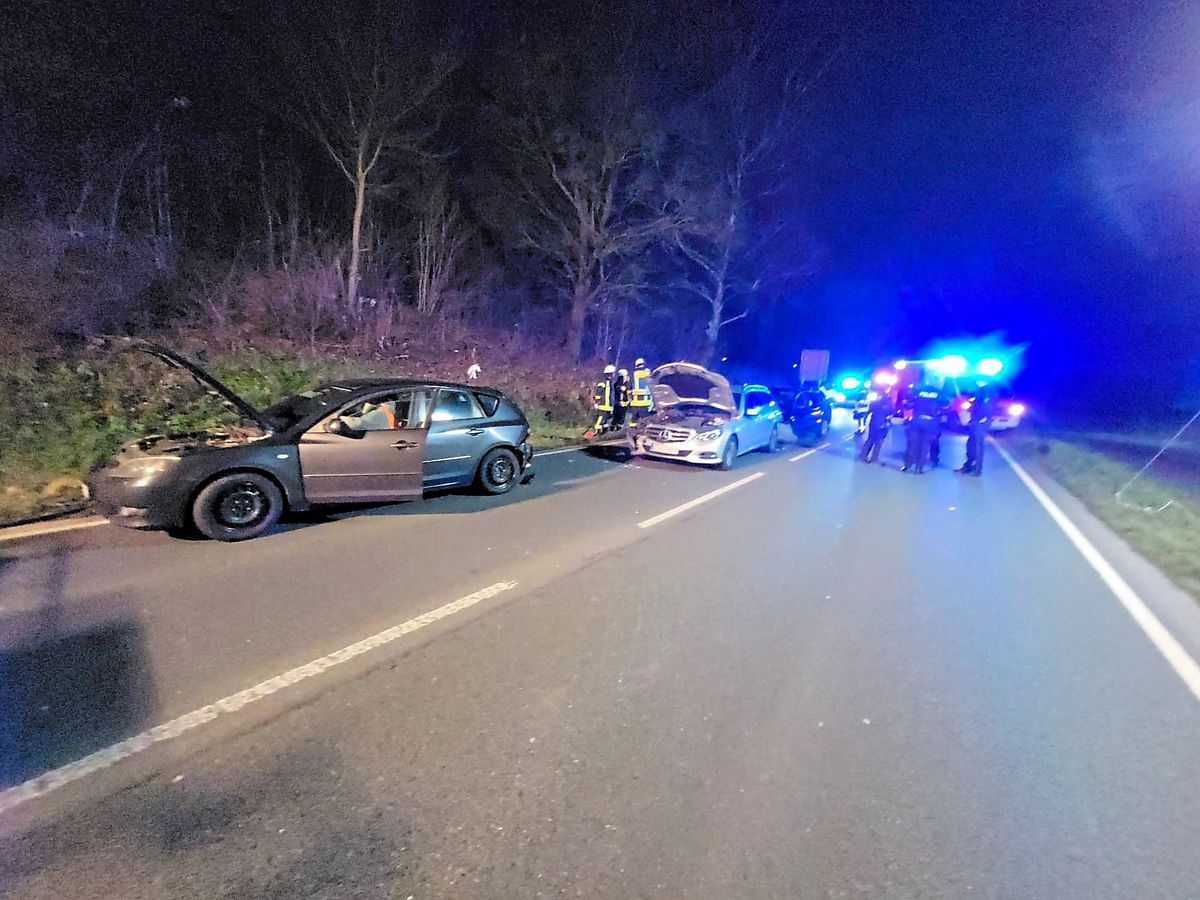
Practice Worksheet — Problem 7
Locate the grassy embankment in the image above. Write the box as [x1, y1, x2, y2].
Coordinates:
[1012, 432, 1200, 600]
[0, 342, 591, 524]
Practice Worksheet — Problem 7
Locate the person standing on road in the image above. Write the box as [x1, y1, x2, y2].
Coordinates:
[902, 382, 941, 474]
[859, 390, 894, 464]
[929, 395, 952, 468]
[629, 358, 653, 422]
[591, 364, 616, 435]
[958, 387, 994, 476]
[612, 368, 631, 430]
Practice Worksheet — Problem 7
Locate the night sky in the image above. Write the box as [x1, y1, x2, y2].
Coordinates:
[774, 0, 1200, 410]
[4, 0, 1198, 413]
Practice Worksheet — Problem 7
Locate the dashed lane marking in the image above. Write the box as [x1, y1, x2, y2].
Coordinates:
[790, 441, 832, 462]
[995, 441, 1200, 703]
[0, 580, 519, 814]
[637, 471, 765, 529]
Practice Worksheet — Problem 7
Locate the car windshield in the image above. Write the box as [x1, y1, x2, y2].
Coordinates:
[261, 385, 356, 429]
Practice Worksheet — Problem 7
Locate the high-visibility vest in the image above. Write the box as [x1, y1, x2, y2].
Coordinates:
[630, 367, 652, 407]
[593, 378, 613, 411]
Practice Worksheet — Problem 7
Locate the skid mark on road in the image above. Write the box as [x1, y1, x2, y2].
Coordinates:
[995, 441, 1200, 703]
[0, 581, 519, 814]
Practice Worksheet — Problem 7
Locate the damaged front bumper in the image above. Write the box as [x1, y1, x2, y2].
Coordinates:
[519, 441, 536, 484]
[87, 470, 188, 531]
[630, 433, 725, 465]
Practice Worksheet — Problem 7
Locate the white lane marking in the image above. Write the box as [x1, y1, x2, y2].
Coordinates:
[0, 517, 107, 543]
[0, 580, 519, 814]
[637, 471, 765, 529]
[790, 441, 831, 462]
[537, 446, 584, 456]
[994, 441, 1200, 703]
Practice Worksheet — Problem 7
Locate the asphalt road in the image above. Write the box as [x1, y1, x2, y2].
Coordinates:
[1, 419, 1199, 898]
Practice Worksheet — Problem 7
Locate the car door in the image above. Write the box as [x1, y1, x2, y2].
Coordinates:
[298, 389, 429, 504]
[742, 389, 775, 449]
[424, 387, 490, 488]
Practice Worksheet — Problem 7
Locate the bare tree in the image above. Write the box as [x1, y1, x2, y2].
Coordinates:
[413, 177, 470, 317]
[493, 107, 677, 361]
[671, 22, 840, 365]
[285, 14, 454, 308]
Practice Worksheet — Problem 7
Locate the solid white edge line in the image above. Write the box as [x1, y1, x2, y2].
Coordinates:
[994, 440, 1200, 703]
[536, 446, 584, 456]
[0, 517, 108, 543]
[0, 580, 519, 814]
[637, 471, 764, 529]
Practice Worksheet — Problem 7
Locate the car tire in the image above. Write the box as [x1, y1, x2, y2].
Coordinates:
[761, 425, 781, 453]
[478, 447, 520, 495]
[192, 472, 284, 542]
[718, 436, 738, 470]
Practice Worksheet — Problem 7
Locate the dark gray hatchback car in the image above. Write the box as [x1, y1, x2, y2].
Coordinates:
[88, 344, 534, 541]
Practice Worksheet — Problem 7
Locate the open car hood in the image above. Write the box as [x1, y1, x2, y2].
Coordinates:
[650, 362, 736, 412]
[100, 337, 274, 433]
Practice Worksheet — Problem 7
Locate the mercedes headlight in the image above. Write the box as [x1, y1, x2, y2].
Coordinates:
[696, 428, 723, 442]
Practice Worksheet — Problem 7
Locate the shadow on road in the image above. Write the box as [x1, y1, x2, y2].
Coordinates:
[3, 739, 415, 898]
[0, 550, 157, 788]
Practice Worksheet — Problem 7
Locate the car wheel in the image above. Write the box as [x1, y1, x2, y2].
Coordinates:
[478, 447, 520, 495]
[761, 425, 781, 453]
[718, 436, 738, 470]
[192, 472, 283, 542]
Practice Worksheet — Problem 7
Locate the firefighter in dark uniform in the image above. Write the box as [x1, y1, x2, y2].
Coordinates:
[611, 368, 631, 430]
[958, 387, 993, 476]
[902, 382, 941, 474]
[858, 390, 894, 464]
[591, 364, 616, 434]
[629, 358, 653, 422]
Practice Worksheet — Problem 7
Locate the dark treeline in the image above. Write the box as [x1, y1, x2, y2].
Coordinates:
[0, 0, 842, 365]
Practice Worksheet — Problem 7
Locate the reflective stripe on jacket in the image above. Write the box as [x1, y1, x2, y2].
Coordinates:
[630, 368, 652, 407]
[593, 379, 613, 411]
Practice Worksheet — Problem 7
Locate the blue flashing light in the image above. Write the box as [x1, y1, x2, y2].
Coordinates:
[840, 376, 861, 390]
[978, 357, 1004, 377]
[934, 354, 968, 377]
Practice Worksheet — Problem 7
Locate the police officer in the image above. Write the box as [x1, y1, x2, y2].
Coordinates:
[902, 382, 941, 474]
[629, 358, 653, 422]
[858, 390, 894, 464]
[612, 368, 631, 429]
[592, 364, 616, 434]
[929, 396, 952, 468]
[958, 387, 993, 476]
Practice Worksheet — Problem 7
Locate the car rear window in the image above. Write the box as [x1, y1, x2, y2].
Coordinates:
[433, 388, 483, 421]
[476, 393, 500, 417]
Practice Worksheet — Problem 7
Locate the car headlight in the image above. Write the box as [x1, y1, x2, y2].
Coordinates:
[123, 456, 177, 487]
[696, 429, 723, 442]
